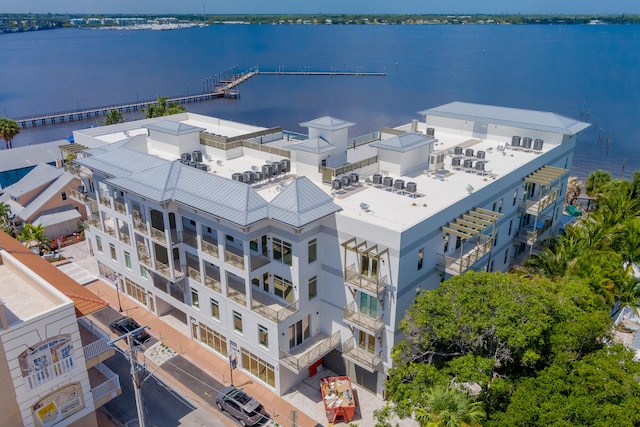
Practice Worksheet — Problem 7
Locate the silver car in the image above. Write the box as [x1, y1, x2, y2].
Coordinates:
[216, 386, 267, 426]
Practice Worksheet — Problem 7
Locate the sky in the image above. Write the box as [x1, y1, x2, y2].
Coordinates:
[5, 0, 640, 15]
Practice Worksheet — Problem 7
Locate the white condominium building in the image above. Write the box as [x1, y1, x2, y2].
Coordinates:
[64, 102, 589, 397]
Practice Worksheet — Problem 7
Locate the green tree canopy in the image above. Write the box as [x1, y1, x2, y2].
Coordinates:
[0, 117, 20, 149]
[103, 109, 125, 125]
[18, 223, 51, 254]
[143, 95, 186, 118]
[585, 169, 612, 196]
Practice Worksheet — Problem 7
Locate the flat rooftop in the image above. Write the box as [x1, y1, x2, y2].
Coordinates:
[0, 252, 65, 329]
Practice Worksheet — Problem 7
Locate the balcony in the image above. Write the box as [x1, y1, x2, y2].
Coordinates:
[69, 187, 95, 203]
[156, 260, 183, 280]
[343, 302, 384, 335]
[519, 189, 559, 216]
[137, 243, 152, 266]
[88, 216, 100, 229]
[202, 239, 219, 258]
[227, 278, 247, 306]
[79, 318, 115, 369]
[24, 355, 75, 390]
[344, 264, 386, 295]
[182, 229, 198, 248]
[187, 265, 201, 283]
[279, 331, 341, 374]
[342, 336, 382, 373]
[515, 219, 553, 246]
[204, 266, 221, 293]
[88, 200, 99, 215]
[64, 162, 91, 178]
[436, 236, 493, 276]
[133, 214, 147, 233]
[114, 200, 126, 215]
[151, 227, 166, 242]
[89, 363, 121, 409]
[98, 193, 110, 207]
[104, 224, 116, 238]
[118, 229, 131, 246]
[251, 292, 298, 323]
[250, 253, 270, 271]
[224, 247, 245, 270]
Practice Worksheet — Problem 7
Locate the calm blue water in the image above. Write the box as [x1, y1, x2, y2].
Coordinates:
[1, 24, 639, 180]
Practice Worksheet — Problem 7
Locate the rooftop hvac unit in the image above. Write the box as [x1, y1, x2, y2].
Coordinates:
[452, 157, 461, 166]
[349, 172, 359, 184]
[192, 150, 203, 162]
[522, 137, 532, 149]
[511, 136, 521, 147]
[394, 179, 405, 190]
[383, 176, 394, 188]
[372, 173, 383, 185]
[262, 164, 273, 177]
[463, 159, 474, 168]
[341, 175, 351, 187]
[465, 148, 474, 157]
[332, 179, 342, 190]
[196, 163, 209, 171]
[232, 172, 244, 183]
[426, 127, 435, 137]
[476, 150, 486, 159]
[454, 146, 463, 155]
[243, 171, 255, 184]
[181, 153, 192, 162]
[254, 171, 264, 181]
[281, 158, 291, 173]
[475, 161, 486, 171]
[406, 182, 417, 193]
[534, 139, 544, 150]
[271, 162, 281, 175]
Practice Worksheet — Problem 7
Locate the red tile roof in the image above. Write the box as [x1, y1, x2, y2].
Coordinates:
[0, 230, 108, 317]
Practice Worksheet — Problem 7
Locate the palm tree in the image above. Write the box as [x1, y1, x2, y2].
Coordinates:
[143, 95, 186, 118]
[565, 176, 584, 206]
[585, 169, 612, 197]
[414, 385, 485, 427]
[0, 201, 13, 235]
[18, 223, 51, 255]
[103, 109, 125, 125]
[0, 117, 20, 149]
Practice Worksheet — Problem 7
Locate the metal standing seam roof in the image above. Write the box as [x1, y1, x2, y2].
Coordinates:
[17, 174, 77, 222]
[107, 161, 269, 227]
[269, 177, 342, 227]
[82, 135, 143, 156]
[145, 120, 205, 136]
[369, 132, 436, 153]
[33, 207, 82, 227]
[299, 116, 356, 131]
[1, 163, 65, 199]
[419, 101, 590, 135]
[75, 148, 169, 177]
[284, 137, 337, 154]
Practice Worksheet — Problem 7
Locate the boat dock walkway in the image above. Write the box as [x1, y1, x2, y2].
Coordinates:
[13, 66, 384, 128]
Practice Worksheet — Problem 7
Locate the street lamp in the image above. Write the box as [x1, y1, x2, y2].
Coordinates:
[116, 278, 123, 312]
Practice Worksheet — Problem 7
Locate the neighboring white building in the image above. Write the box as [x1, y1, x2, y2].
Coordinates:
[65, 102, 589, 397]
[0, 231, 118, 427]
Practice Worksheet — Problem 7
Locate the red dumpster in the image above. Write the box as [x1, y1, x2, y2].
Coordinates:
[320, 376, 356, 424]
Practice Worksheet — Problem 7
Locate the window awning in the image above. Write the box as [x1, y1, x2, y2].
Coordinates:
[525, 165, 566, 186]
[441, 207, 502, 240]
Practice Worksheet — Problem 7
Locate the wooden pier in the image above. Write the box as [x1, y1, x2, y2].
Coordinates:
[13, 66, 384, 128]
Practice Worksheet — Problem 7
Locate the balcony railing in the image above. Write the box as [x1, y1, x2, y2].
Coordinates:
[251, 298, 298, 323]
[136, 243, 151, 266]
[88, 217, 100, 228]
[69, 188, 92, 203]
[344, 264, 387, 295]
[25, 355, 75, 390]
[182, 230, 198, 248]
[151, 227, 166, 242]
[118, 230, 131, 245]
[114, 200, 126, 215]
[436, 236, 493, 276]
[133, 214, 147, 233]
[79, 317, 114, 366]
[204, 273, 221, 293]
[88, 201, 99, 215]
[519, 189, 559, 216]
[342, 336, 382, 373]
[279, 331, 341, 374]
[227, 280, 247, 305]
[343, 302, 384, 334]
[250, 254, 270, 271]
[99, 193, 110, 207]
[515, 220, 553, 246]
[224, 249, 245, 270]
[104, 224, 116, 238]
[91, 363, 121, 407]
[202, 239, 219, 258]
[156, 260, 183, 279]
[64, 162, 91, 178]
[187, 265, 201, 283]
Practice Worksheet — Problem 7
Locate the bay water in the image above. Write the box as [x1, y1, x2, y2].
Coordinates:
[1, 24, 639, 180]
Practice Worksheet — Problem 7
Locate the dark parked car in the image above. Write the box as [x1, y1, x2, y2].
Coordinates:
[109, 317, 151, 346]
[216, 386, 267, 426]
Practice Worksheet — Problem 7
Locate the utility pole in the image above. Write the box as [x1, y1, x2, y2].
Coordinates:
[129, 334, 146, 427]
